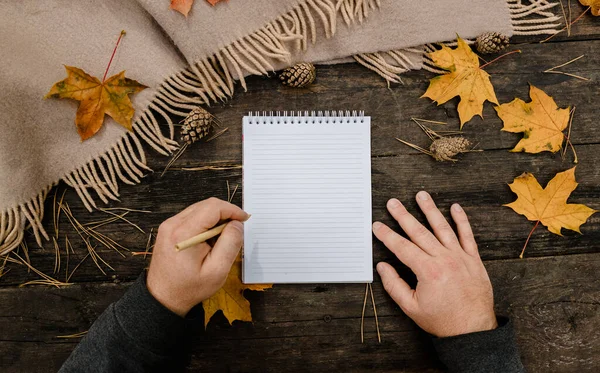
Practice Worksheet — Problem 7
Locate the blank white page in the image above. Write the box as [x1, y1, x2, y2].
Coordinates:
[242, 112, 372, 284]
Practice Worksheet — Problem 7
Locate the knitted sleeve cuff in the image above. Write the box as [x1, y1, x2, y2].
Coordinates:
[113, 272, 187, 355]
[432, 317, 525, 373]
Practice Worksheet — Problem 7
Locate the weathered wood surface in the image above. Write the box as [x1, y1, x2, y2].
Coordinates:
[1, 253, 598, 372]
[1, 8, 600, 372]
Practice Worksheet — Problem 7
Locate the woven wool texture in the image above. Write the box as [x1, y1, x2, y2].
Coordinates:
[0, 0, 560, 254]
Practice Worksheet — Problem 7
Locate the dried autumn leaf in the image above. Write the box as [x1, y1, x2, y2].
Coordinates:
[203, 254, 272, 327]
[45, 66, 146, 141]
[505, 167, 596, 236]
[422, 37, 498, 128]
[170, 0, 226, 16]
[170, 0, 194, 16]
[495, 85, 569, 153]
[580, 0, 600, 16]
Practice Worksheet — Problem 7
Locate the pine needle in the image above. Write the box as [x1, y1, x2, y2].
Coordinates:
[132, 229, 155, 258]
[64, 235, 72, 282]
[98, 208, 145, 234]
[227, 181, 239, 203]
[84, 213, 128, 230]
[19, 242, 31, 273]
[101, 207, 152, 213]
[14, 253, 72, 288]
[562, 106, 578, 163]
[67, 253, 90, 282]
[541, 7, 590, 43]
[411, 117, 447, 125]
[369, 283, 382, 343]
[360, 283, 368, 343]
[205, 127, 230, 142]
[0, 255, 10, 278]
[60, 202, 116, 274]
[161, 144, 188, 177]
[56, 331, 88, 339]
[52, 237, 61, 275]
[544, 55, 589, 81]
[175, 164, 242, 172]
[396, 138, 434, 157]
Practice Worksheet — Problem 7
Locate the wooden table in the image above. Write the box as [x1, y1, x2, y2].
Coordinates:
[1, 5, 599, 372]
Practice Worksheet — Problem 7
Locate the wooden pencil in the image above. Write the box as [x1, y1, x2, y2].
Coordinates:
[175, 216, 250, 252]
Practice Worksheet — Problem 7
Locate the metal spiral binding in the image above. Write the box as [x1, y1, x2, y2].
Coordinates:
[246, 110, 366, 124]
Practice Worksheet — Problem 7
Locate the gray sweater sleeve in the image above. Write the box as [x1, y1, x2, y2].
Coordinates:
[61, 274, 523, 373]
[433, 317, 525, 373]
[59, 272, 187, 373]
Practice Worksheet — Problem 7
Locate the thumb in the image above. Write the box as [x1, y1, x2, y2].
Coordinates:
[203, 220, 244, 277]
[377, 262, 417, 313]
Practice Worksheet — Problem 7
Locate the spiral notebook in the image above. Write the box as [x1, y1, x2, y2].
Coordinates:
[242, 111, 372, 284]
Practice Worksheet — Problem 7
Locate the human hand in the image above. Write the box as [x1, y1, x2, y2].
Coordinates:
[373, 191, 497, 338]
[147, 198, 249, 317]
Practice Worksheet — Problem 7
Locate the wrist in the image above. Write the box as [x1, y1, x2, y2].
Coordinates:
[146, 274, 191, 318]
[441, 313, 498, 338]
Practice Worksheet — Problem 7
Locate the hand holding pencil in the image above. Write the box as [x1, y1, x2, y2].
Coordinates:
[146, 198, 249, 317]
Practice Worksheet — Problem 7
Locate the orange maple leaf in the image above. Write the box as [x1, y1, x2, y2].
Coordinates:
[421, 37, 498, 128]
[202, 254, 272, 327]
[45, 66, 147, 141]
[505, 167, 595, 235]
[495, 85, 570, 154]
[170, 0, 227, 16]
[505, 167, 596, 258]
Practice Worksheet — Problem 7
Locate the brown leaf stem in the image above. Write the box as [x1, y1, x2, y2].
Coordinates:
[480, 50, 522, 69]
[520, 220, 540, 259]
[102, 30, 126, 83]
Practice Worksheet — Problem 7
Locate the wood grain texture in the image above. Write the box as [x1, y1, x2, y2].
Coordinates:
[1, 25, 600, 372]
[0, 254, 598, 372]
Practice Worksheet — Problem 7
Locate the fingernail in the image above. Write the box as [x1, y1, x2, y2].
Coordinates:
[243, 213, 252, 222]
[229, 220, 244, 232]
[387, 198, 401, 208]
[372, 221, 383, 230]
[452, 203, 463, 212]
[417, 191, 429, 201]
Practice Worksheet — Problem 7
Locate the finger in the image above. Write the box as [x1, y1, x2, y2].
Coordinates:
[372, 221, 429, 273]
[415, 191, 460, 250]
[376, 262, 417, 313]
[386, 198, 444, 256]
[202, 220, 244, 277]
[179, 198, 249, 234]
[450, 204, 479, 257]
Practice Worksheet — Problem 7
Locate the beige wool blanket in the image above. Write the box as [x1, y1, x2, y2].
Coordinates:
[0, 0, 560, 254]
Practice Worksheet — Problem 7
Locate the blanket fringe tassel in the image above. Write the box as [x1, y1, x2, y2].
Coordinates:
[0, 0, 383, 255]
[420, 0, 561, 74]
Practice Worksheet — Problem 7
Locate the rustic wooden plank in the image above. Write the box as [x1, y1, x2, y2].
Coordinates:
[0, 253, 598, 372]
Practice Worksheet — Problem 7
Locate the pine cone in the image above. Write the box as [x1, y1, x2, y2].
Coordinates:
[180, 107, 213, 145]
[279, 62, 316, 88]
[476, 32, 510, 54]
[430, 137, 471, 162]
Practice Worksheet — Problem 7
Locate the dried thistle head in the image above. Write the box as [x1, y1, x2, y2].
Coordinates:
[429, 137, 472, 162]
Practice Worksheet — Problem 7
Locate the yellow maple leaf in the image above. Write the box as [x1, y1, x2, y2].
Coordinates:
[495, 85, 570, 154]
[45, 66, 147, 141]
[505, 167, 596, 236]
[422, 37, 498, 128]
[580, 0, 600, 16]
[203, 254, 272, 327]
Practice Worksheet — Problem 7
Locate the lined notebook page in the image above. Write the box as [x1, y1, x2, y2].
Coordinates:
[242, 113, 372, 284]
